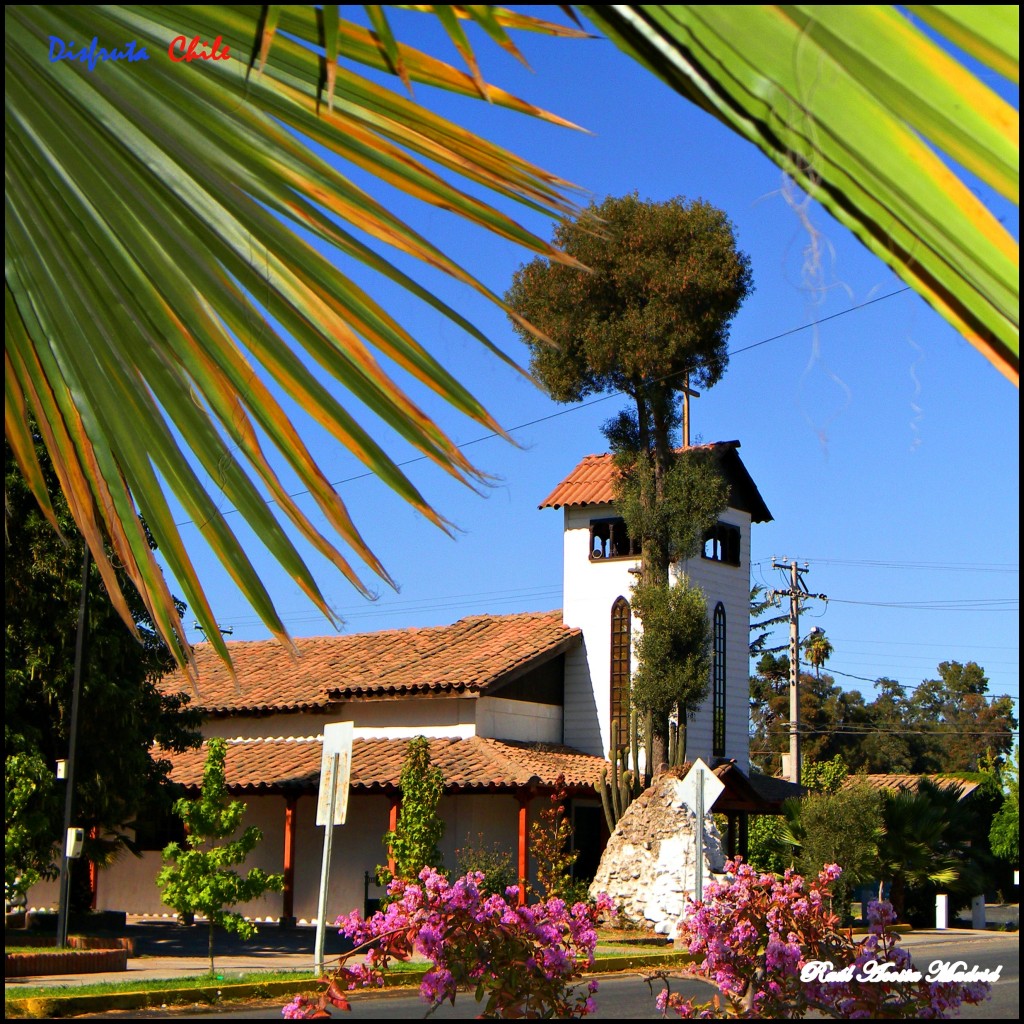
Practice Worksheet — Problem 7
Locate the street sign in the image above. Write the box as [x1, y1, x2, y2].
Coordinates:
[679, 758, 724, 815]
[316, 722, 353, 826]
[314, 722, 353, 974]
[678, 758, 724, 903]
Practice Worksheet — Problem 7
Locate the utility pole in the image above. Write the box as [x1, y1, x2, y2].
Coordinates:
[769, 560, 827, 785]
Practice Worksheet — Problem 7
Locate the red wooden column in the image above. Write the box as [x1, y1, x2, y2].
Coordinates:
[516, 791, 531, 906]
[281, 796, 298, 925]
[87, 826, 99, 910]
[387, 795, 400, 875]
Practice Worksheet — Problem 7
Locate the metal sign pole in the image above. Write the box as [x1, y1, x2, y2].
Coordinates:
[314, 751, 340, 975]
[695, 767, 704, 903]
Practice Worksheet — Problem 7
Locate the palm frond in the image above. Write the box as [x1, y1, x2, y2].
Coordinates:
[4, 5, 586, 672]
[581, 5, 1019, 383]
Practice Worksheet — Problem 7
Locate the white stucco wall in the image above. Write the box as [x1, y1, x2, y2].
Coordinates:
[675, 509, 752, 769]
[476, 696, 562, 743]
[30, 790, 547, 922]
[561, 504, 639, 757]
[202, 699, 478, 741]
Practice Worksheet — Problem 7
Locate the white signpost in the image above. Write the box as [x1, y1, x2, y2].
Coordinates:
[679, 758, 724, 903]
[314, 723, 353, 973]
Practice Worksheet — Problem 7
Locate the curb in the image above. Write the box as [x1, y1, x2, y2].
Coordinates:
[5, 949, 128, 979]
[5, 951, 694, 1018]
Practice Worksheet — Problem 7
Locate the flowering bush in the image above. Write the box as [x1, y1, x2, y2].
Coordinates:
[283, 868, 611, 1019]
[655, 858, 991, 1019]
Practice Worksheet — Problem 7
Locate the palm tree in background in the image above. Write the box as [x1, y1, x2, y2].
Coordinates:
[6, 6, 1018, 669]
[803, 629, 834, 680]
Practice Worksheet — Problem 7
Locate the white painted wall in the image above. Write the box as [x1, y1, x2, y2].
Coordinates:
[37, 789, 547, 922]
[675, 509, 752, 768]
[561, 504, 639, 757]
[202, 699, 478, 741]
[476, 696, 562, 743]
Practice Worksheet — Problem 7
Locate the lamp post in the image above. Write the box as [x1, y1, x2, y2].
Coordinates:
[55, 546, 90, 948]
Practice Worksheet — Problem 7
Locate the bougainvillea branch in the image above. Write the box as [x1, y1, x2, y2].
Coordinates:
[652, 858, 992, 1019]
[283, 869, 612, 1019]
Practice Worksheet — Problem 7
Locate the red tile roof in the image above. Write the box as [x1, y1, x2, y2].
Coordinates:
[539, 442, 772, 522]
[843, 774, 982, 800]
[164, 612, 580, 714]
[163, 736, 607, 793]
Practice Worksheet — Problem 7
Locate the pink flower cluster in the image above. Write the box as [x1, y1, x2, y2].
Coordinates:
[283, 868, 611, 1019]
[656, 858, 991, 1020]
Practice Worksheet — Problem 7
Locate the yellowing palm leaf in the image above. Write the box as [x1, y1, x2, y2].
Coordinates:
[581, 5, 1019, 383]
[5, 5, 586, 672]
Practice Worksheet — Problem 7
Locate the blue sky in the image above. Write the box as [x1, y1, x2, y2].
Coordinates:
[167, 9, 1019, 725]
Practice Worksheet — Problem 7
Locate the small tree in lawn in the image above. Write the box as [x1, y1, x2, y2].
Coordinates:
[530, 777, 583, 902]
[158, 739, 283, 974]
[378, 736, 446, 888]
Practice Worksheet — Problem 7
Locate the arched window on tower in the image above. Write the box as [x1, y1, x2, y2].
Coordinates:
[610, 597, 631, 752]
[712, 602, 727, 758]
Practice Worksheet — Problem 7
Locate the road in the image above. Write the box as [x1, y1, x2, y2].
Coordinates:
[108, 931, 1017, 1019]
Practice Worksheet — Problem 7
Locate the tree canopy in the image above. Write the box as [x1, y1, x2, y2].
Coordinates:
[507, 193, 753, 419]
[5, 437, 201, 904]
[749, 656, 1018, 776]
[508, 193, 748, 772]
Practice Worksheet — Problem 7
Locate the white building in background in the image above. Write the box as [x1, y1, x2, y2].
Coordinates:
[26, 441, 777, 924]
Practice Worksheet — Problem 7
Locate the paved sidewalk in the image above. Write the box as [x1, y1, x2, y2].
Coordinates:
[6, 910, 1017, 992]
[5, 918, 351, 991]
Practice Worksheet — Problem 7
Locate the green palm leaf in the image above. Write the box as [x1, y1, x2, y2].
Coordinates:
[580, 5, 1019, 383]
[4, 5, 586, 672]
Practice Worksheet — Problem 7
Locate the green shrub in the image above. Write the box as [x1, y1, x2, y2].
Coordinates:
[455, 834, 516, 897]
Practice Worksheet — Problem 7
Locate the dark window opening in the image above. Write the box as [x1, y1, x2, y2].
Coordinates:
[712, 602, 727, 758]
[610, 597, 631, 751]
[571, 803, 604, 885]
[590, 517, 640, 560]
[703, 522, 741, 566]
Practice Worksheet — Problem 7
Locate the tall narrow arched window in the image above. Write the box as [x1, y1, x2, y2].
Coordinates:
[712, 602, 727, 758]
[610, 597, 631, 751]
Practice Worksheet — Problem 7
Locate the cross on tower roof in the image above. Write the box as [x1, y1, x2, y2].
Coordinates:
[681, 373, 700, 448]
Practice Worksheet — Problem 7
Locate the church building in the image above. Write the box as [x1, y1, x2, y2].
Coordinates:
[27, 441, 778, 925]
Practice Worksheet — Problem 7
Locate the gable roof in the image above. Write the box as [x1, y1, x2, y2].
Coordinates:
[164, 611, 580, 715]
[539, 441, 773, 522]
[163, 735, 607, 794]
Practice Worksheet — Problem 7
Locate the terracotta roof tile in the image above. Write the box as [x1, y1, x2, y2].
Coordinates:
[163, 611, 579, 714]
[163, 736, 607, 793]
[539, 442, 772, 523]
[843, 774, 981, 800]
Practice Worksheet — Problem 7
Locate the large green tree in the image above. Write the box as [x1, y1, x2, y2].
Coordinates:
[5, 438, 201, 907]
[6, 7, 1016, 676]
[507, 192, 752, 536]
[909, 661, 1017, 773]
[507, 193, 749, 768]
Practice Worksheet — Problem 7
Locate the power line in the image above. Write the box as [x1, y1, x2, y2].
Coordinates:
[174, 287, 915, 528]
[827, 598, 1018, 612]
[752, 558, 1017, 575]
